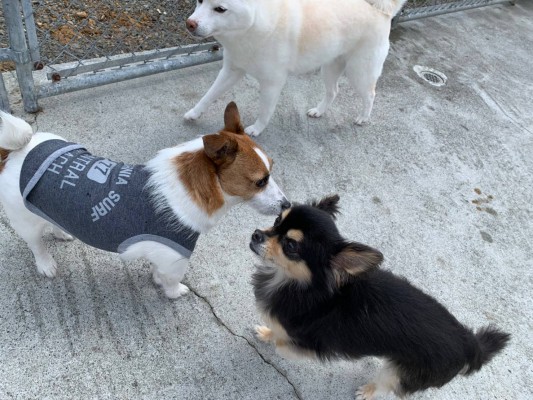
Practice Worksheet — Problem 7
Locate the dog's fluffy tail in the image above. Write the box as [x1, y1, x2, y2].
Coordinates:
[365, 0, 407, 16]
[0, 111, 33, 150]
[466, 325, 510, 374]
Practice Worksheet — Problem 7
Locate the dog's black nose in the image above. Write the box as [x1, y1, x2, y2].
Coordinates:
[252, 229, 265, 244]
[281, 199, 291, 210]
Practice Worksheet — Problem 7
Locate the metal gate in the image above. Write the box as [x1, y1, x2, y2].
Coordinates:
[0, 0, 516, 113]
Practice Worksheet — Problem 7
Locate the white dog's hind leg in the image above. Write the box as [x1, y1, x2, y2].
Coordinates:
[307, 58, 346, 118]
[184, 64, 245, 120]
[345, 42, 389, 125]
[245, 77, 286, 136]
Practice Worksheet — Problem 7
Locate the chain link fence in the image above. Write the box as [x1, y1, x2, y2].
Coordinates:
[397, 0, 514, 22]
[0, 0, 516, 113]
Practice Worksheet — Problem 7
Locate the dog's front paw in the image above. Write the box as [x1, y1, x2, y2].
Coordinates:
[307, 107, 324, 118]
[163, 283, 190, 299]
[354, 115, 370, 126]
[255, 325, 273, 342]
[184, 108, 202, 121]
[356, 383, 376, 400]
[37, 258, 57, 278]
[244, 124, 263, 137]
[52, 230, 74, 241]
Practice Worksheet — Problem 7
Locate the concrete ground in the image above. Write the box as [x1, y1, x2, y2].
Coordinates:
[1, 2, 532, 399]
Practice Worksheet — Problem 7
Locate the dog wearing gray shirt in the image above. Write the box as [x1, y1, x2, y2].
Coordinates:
[0, 103, 289, 298]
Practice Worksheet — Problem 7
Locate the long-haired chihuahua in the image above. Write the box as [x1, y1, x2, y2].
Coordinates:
[249, 195, 509, 399]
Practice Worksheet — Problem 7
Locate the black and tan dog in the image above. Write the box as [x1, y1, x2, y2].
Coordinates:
[249, 195, 509, 399]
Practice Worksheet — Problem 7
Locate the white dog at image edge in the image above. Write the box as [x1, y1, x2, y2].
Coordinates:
[185, 0, 407, 136]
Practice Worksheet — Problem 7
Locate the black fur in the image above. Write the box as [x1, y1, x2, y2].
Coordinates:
[251, 198, 510, 396]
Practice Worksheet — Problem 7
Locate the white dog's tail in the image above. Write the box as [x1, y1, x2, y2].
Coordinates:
[0, 111, 33, 150]
[365, 0, 407, 16]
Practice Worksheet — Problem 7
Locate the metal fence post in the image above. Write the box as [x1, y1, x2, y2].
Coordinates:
[2, 0, 39, 112]
[0, 74, 10, 112]
[21, 0, 41, 64]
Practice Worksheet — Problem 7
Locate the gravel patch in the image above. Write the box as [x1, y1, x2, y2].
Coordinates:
[1, 0, 199, 71]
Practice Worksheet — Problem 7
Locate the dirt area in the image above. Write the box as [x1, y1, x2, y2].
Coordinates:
[1, 0, 198, 71]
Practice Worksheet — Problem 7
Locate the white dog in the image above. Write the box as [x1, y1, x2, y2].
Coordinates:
[184, 0, 406, 136]
[0, 103, 289, 298]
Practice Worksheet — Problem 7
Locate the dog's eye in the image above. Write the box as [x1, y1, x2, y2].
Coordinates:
[256, 175, 270, 188]
[284, 239, 299, 255]
[214, 6, 227, 13]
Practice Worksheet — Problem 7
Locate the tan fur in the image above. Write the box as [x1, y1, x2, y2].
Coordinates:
[257, 314, 316, 360]
[0, 148, 10, 174]
[259, 314, 291, 344]
[264, 236, 312, 283]
[255, 325, 274, 342]
[174, 104, 273, 215]
[281, 208, 291, 222]
[332, 248, 382, 277]
[356, 383, 377, 400]
[357, 361, 403, 400]
[174, 150, 224, 216]
[286, 229, 304, 242]
[217, 134, 270, 199]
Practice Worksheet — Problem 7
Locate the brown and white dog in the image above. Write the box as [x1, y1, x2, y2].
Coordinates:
[0, 102, 289, 298]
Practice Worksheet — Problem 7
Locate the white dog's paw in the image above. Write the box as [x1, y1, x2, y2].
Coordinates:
[244, 124, 263, 137]
[307, 107, 324, 118]
[356, 383, 376, 400]
[184, 108, 202, 121]
[163, 283, 190, 299]
[354, 115, 370, 126]
[53, 230, 74, 241]
[36, 258, 57, 278]
[152, 271, 163, 286]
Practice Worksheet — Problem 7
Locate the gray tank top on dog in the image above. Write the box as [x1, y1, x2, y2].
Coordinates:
[19, 139, 199, 257]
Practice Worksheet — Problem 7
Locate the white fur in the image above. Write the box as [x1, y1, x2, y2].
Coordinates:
[0, 111, 33, 150]
[184, 0, 406, 135]
[0, 113, 288, 298]
[356, 360, 402, 400]
[254, 147, 270, 170]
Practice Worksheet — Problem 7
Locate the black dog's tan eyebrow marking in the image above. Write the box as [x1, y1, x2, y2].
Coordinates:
[286, 229, 304, 242]
[265, 236, 311, 284]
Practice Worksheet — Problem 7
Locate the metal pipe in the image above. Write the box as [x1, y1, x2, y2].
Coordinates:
[0, 74, 11, 112]
[38, 50, 223, 99]
[21, 0, 41, 63]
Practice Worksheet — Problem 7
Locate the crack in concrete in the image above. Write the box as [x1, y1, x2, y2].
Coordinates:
[188, 285, 303, 400]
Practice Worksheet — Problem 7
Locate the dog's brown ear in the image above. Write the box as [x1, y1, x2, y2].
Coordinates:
[224, 102, 244, 135]
[331, 242, 383, 277]
[310, 194, 340, 218]
[203, 132, 238, 166]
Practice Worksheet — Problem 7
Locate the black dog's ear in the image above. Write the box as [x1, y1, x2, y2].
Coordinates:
[310, 194, 340, 218]
[331, 242, 383, 277]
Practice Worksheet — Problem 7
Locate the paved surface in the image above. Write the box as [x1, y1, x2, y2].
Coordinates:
[1, 2, 532, 399]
